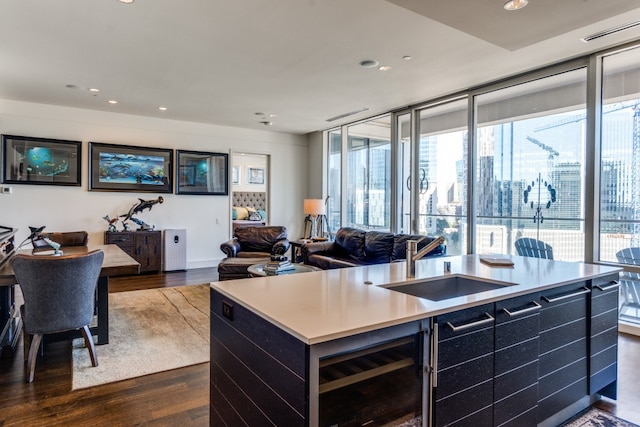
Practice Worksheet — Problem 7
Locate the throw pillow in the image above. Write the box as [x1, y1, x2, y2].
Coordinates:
[249, 212, 262, 221]
[233, 206, 249, 220]
[257, 209, 267, 220]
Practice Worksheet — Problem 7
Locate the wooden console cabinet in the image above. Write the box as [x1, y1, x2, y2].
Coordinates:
[105, 231, 161, 273]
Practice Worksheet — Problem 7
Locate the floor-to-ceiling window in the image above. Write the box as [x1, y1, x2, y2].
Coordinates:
[417, 98, 468, 255]
[327, 129, 342, 234]
[324, 42, 640, 334]
[474, 68, 587, 260]
[600, 46, 640, 327]
[345, 115, 392, 231]
[396, 112, 412, 234]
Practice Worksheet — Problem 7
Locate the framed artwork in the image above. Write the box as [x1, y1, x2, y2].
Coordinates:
[89, 142, 173, 193]
[247, 167, 265, 185]
[1, 134, 81, 186]
[176, 150, 228, 195]
[232, 165, 240, 185]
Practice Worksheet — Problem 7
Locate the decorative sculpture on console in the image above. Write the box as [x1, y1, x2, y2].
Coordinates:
[106, 196, 164, 231]
[102, 215, 118, 232]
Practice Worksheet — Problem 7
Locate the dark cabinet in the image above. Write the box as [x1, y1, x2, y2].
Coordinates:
[432, 302, 495, 427]
[105, 231, 161, 273]
[494, 293, 541, 427]
[537, 282, 590, 423]
[589, 274, 620, 398]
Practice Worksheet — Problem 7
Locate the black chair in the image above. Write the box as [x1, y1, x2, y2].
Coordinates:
[617, 247, 640, 322]
[514, 237, 554, 259]
[11, 249, 104, 382]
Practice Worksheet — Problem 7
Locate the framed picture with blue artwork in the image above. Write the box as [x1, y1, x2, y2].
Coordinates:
[176, 150, 228, 195]
[89, 142, 173, 193]
[1, 134, 82, 186]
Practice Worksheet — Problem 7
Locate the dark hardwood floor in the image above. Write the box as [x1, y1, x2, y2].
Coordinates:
[0, 268, 217, 427]
[1, 267, 639, 426]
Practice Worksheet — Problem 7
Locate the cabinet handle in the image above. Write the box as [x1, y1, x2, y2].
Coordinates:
[446, 312, 494, 332]
[595, 281, 620, 292]
[431, 322, 439, 388]
[541, 286, 590, 303]
[502, 301, 542, 317]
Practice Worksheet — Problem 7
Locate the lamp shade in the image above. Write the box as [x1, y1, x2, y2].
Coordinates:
[304, 199, 325, 216]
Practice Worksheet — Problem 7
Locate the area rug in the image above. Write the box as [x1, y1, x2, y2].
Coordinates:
[72, 284, 210, 390]
[561, 407, 639, 427]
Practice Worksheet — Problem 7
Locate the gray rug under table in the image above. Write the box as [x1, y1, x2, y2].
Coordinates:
[72, 284, 210, 390]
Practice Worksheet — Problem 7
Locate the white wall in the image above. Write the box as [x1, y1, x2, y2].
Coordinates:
[0, 99, 309, 269]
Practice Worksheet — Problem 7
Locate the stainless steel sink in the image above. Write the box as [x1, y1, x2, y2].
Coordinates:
[387, 276, 510, 301]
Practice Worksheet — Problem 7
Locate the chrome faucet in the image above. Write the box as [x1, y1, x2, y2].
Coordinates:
[406, 235, 445, 278]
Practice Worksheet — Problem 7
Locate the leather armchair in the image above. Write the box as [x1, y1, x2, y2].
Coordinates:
[220, 226, 289, 258]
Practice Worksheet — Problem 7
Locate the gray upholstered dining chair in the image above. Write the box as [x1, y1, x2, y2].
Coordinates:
[11, 249, 104, 382]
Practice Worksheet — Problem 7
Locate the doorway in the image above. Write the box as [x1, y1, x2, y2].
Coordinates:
[230, 153, 269, 233]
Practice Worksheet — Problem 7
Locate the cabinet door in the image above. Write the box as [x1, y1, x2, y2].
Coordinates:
[538, 282, 590, 423]
[136, 231, 161, 273]
[589, 274, 619, 398]
[432, 303, 495, 427]
[494, 293, 540, 427]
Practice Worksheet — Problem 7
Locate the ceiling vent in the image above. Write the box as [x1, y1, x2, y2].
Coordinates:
[326, 107, 370, 122]
[581, 20, 640, 42]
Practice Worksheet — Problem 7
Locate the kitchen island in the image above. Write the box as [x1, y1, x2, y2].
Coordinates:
[210, 255, 621, 427]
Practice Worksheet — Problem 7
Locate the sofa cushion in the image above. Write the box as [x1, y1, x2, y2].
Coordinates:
[392, 234, 445, 261]
[235, 226, 287, 253]
[334, 227, 366, 261]
[364, 231, 395, 263]
[393, 234, 426, 261]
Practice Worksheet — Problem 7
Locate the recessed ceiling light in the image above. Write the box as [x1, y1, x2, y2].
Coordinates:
[403, 55, 412, 61]
[260, 121, 273, 126]
[107, 100, 118, 104]
[378, 65, 392, 71]
[88, 88, 100, 93]
[360, 60, 379, 68]
[504, 0, 528, 11]
[118, 0, 134, 4]
[65, 84, 80, 89]
[158, 107, 168, 111]
[254, 112, 266, 116]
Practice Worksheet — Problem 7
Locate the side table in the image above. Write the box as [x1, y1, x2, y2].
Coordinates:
[290, 238, 329, 263]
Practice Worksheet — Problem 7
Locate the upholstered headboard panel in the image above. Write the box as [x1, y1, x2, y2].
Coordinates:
[233, 191, 266, 210]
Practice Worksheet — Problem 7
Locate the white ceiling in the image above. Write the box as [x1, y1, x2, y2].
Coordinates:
[2, 0, 640, 135]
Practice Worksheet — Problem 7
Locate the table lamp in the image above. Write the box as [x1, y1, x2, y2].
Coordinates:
[304, 199, 325, 239]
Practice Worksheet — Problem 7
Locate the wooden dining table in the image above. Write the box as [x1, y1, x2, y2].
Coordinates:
[0, 244, 140, 352]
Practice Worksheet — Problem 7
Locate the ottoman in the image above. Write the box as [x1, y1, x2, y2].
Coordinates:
[217, 257, 270, 281]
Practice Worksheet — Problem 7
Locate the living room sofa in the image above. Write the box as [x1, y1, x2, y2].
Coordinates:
[301, 227, 446, 270]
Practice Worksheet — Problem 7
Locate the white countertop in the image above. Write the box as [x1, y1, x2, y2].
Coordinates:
[210, 255, 621, 345]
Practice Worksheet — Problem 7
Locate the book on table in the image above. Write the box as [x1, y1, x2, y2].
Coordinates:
[479, 254, 514, 267]
[264, 260, 295, 273]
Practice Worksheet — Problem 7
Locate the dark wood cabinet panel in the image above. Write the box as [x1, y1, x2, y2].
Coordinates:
[538, 282, 590, 423]
[589, 274, 620, 398]
[105, 231, 161, 273]
[433, 303, 495, 427]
